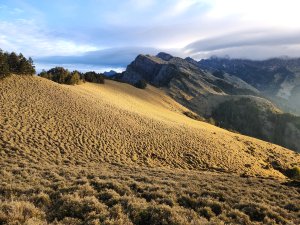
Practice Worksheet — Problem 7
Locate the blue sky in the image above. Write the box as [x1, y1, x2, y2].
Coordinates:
[1, 0, 300, 71]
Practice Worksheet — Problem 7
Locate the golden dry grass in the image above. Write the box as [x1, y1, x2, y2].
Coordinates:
[0, 75, 300, 224]
[0, 75, 299, 177]
[1, 161, 300, 225]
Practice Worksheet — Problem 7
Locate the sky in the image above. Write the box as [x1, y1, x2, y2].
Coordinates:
[1, 0, 300, 72]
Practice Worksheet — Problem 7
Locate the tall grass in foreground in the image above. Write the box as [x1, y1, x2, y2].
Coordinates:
[0, 162, 299, 224]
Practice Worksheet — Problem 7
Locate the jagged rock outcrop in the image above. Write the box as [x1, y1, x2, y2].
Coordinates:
[122, 53, 257, 93]
[156, 52, 173, 61]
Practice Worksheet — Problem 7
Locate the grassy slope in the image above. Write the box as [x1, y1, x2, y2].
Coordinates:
[1, 75, 299, 177]
[0, 75, 300, 224]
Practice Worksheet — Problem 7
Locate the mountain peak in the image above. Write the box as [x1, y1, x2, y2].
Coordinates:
[156, 52, 173, 61]
[185, 56, 199, 66]
[103, 70, 117, 76]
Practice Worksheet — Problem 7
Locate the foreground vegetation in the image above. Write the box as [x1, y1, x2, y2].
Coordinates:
[1, 161, 299, 225]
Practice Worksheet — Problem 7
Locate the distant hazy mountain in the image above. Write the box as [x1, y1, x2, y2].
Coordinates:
[120, 53, 300, 152]
[103, 70, 117, 76]
[199, 57, 300, 115]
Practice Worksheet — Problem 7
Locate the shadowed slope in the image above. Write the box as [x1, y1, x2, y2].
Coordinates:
[0, 75, 299, 178]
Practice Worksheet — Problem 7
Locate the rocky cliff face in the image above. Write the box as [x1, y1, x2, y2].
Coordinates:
[122, 53, 257, 94]
[121, 53, 260, 113]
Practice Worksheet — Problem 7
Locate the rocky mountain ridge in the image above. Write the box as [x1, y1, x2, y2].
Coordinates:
[120, 52, 300, 152]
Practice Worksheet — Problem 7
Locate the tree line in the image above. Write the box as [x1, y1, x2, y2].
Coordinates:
[0, 49, 35, 79]
[0, 49, 147, 89]
[38, 67, 105, 85]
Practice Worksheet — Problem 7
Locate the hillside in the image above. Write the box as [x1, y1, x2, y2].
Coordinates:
[120, 53, 300, 152]
[1, 75, 299, 177]
[1, 75, 300, 224]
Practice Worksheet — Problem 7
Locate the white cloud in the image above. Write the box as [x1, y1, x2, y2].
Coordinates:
[2, 0, 300, 65]
[190, 44, 300, 60]
[0, 19, 98, 57]
[205, 0, 300, 29]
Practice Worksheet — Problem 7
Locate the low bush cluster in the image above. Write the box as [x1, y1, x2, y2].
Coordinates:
[39, 68, 106, 85]
[39, 67, 81, 85]
[83, 71, 105, 84]
[0, 163, 299, 224]
[134, 79, 147, 89]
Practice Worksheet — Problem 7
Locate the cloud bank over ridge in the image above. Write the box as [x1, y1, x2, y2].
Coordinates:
[1, 0, 300, 69]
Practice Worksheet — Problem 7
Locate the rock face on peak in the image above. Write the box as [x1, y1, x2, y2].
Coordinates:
[156, 52, 174, 61]
[185, 56, 199, 66]
[122, 54, 177, 86]
[122, 53, 259, 97]
[120, 53, 300, 152]
[122, 54, 256, 93]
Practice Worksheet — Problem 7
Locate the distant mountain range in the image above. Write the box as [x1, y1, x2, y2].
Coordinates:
[199, 57, 300, 115]
[118, 52, 300, 152]
[103, 70, 117, 77]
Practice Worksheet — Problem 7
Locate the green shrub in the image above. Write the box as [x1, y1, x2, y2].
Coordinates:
[39, 67, 84, 85]
[66, 71, 81, 85]
[83, 71, 105, 84]
[134, 79, 147, 89]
